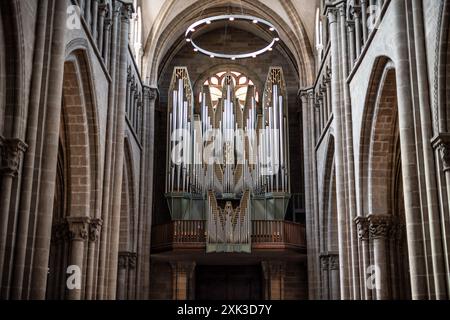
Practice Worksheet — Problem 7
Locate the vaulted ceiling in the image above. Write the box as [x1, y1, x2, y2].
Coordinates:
[139, 0, 319, 87]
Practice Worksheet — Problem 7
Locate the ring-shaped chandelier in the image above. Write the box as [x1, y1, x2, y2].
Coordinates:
[185, 15, 280, 60]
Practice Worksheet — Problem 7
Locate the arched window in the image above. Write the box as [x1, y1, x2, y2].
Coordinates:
[131, 1, 143, 70]
[203, 70, 258, 108]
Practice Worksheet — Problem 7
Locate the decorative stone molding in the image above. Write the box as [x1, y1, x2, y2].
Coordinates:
[143, 86, 158, 101]
[0, 137, 28, 177]
[368, 214, 392, 240]
[67, 217, 90, 241]
[118, 252, 130, 270]
[129, 253, 137, 270]
[328, 254, 339, 271]
[354, 216, 369, 241]
[320, 254, 330, 271]
[120, 3, 133, 22]
[89, 219, 103, 242]
[432, 133, 450, 172]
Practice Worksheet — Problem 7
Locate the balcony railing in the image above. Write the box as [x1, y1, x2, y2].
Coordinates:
[151, 220, 306, 252]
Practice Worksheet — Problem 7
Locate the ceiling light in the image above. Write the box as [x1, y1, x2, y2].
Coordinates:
[185, 15, 280, 60]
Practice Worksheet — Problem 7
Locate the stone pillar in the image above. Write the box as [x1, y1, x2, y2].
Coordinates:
[320, 254, 330, 300]
[329, 254, 340, 300]
[170, 262, 196, 300]
[10, 0, 49, 300]
[96, 2, 119, 300]
[300, 89, 320, 300]
[91, 0, 99, 40]
[262, 261, 286, 300]
[0, 138, 27, 289]
[66, 217, 90, 300]
[117, 252, 129, 300]
[327, 5, 350, 300]
[355, 216, 371, 300]
[29, 0, 67, 300]
[107, 2, 133, 300]
[368, 214, 391, 300]
[85, 219, 102, 300]
[433, 134, 450, 221]
[392, 0, 428, 299]
[127, 253, 137, 300]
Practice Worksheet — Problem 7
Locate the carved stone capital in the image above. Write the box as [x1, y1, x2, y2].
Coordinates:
[120, 3, 134, 22]
[98, 3, 109, 17]
[129, 253, 137, 270]
[320, 254, 329, 271]
[67, 217, 90, 241]
[143, 86, 158, 101]
[328, 254, 339, 270]
[368, 214, 392, 240]
[354, 216, 369, 241]
[118, 252, 130, 270]
[432, 133, 450, 172]
[0, 137, 28, 177]
[89, 218, 103, 242]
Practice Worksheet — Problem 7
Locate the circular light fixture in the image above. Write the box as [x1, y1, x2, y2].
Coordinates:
[186, 14, 280, 60]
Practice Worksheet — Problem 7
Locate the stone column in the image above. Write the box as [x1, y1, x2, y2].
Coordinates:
[0, 138, 27, 288]
[433, 134, 450, 229]
[339, 3, 360, 300]
[392, 0, 428, 299]
[320, 254, 330, 300]
[355, 216, 371, 300]
[127, 253, 137, 300]
[170, 262, 196, 300]
[368, 214, 391, 300]
[29, 0, 67, 300]
[262, 261, 286, 300]
[329, 254, 340, 300]
[85, 219, 102, 300]
[91, 0, 99, 40]
[300, 89, 320, 299]
[327, 5, 350, 300]
[117, 252, 129, 300]
[137, 87, 157, 299]
[107, 2, 133, 300]
[10, 0, 49, 300]
[96, 2, 119, 300]
[66, 217, 90, 300]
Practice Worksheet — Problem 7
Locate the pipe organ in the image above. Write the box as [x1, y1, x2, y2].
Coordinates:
[166, 67, 290, 253]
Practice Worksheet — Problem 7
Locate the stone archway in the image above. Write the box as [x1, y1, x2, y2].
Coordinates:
[359, 60, 411, 300]
[46, 50, 100, 300]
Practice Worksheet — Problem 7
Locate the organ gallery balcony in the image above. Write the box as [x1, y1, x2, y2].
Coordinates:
[151, 220, 306, 255]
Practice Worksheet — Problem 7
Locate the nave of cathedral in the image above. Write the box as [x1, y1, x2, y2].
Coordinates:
[0, 0, 450, 300]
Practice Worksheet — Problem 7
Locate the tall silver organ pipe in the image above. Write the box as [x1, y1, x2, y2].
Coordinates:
[166, 67, 290, 251]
